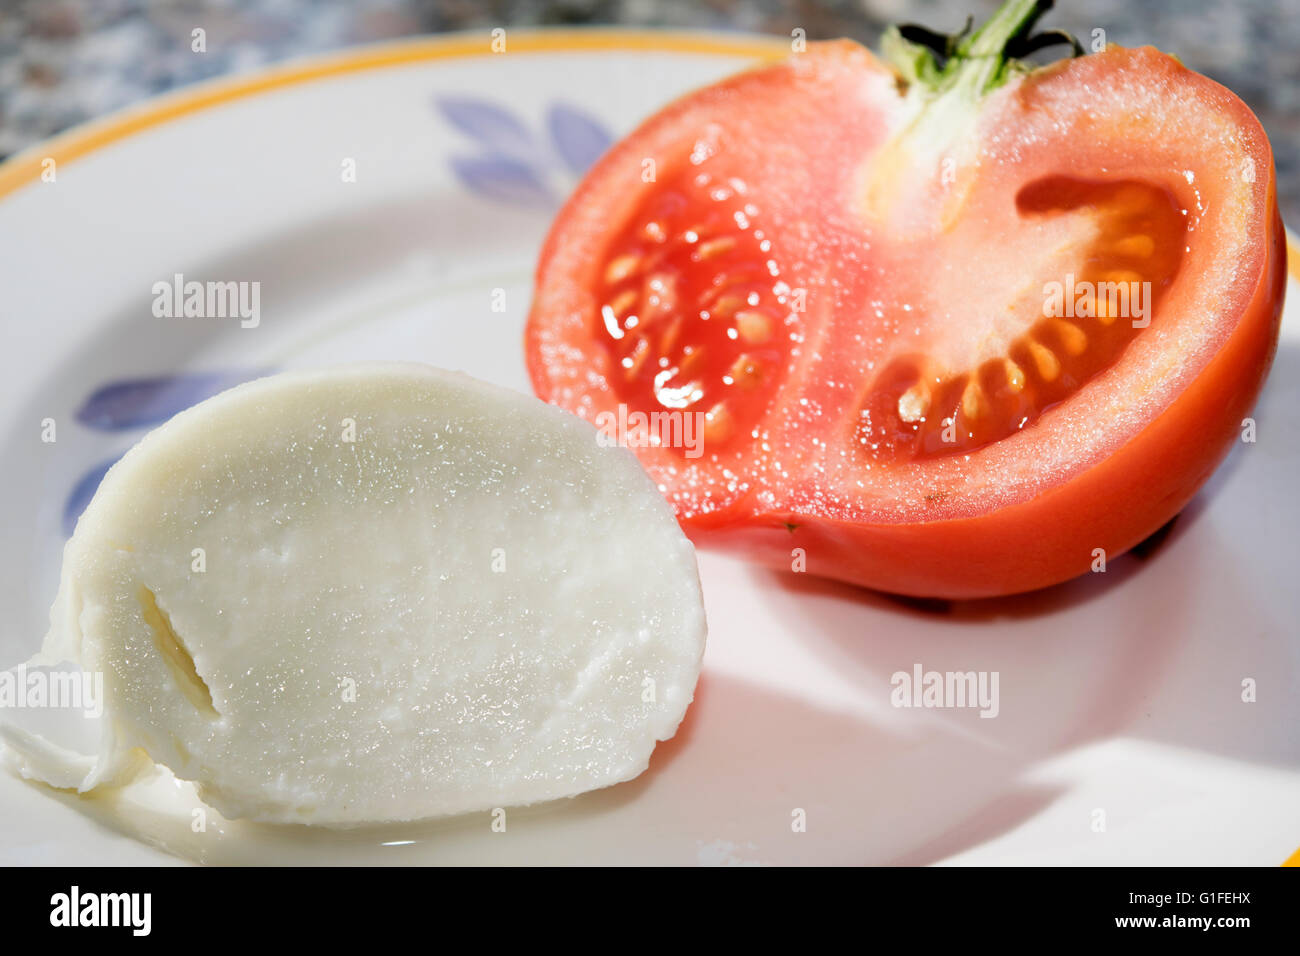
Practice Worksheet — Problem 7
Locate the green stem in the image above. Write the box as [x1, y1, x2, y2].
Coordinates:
[950, 0, 1049, 94]
[884, 0, 1075, 100]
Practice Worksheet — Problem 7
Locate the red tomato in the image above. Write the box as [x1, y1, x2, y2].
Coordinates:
[525, 0, 1286, 598]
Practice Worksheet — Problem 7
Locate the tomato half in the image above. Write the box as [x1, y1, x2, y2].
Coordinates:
[525, 0, 1285, 598]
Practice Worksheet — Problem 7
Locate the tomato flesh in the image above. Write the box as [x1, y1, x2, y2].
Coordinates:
[858, 177, 1189, 461]
[594, 165, 796, 447]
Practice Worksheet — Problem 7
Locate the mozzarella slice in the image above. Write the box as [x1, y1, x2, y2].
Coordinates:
[2, 364, 706, 825]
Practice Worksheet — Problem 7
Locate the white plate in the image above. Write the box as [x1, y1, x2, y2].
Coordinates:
[0, 30, 1296, 866]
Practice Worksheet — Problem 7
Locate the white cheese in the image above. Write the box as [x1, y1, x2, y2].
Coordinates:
[1, 364, 706, 825]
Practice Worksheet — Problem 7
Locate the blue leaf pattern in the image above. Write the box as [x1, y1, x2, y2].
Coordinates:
[438, 96, 613, 205]
[75, 369, 267, 431]
[435, 96, 535, 155]
[547, 103, 613, 175]
[64, 456, 120, 536]
[449, 154, 554, 206]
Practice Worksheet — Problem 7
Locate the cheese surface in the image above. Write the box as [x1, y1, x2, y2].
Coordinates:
[3, 364, 706, 825]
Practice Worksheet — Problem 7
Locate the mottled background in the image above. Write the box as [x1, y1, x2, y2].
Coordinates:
[0, 0, 1295, 224]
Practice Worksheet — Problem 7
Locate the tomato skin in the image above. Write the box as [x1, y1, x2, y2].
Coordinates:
[526, 40, 1287, 598]
[702, 202, 1285, 598]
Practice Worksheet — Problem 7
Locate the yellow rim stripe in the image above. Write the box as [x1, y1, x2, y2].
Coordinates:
[0, 30, 786, 202]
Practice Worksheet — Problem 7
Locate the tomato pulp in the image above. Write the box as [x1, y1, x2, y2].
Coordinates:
[526, 0, 1285, 598]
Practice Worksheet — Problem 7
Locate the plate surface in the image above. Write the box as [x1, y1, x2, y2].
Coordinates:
[0, 30, 1297, 866]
